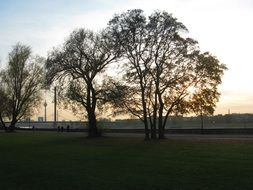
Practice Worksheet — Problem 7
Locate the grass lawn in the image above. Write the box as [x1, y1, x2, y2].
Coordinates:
[1, 132, 253, 190]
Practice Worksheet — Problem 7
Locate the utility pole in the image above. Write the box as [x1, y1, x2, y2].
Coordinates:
[44, 100, 47, 122]
[54, 87, 57, 128]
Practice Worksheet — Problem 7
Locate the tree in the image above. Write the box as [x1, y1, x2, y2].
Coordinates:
[189, 52, 226, 132]
[107, 9, 227, 139]
[0, 87, 10, 129]
[0, 43, 44, 131]
[46, 28, 121, 137]
[106, 9, 151, 139]
[0, 59, 9, 129]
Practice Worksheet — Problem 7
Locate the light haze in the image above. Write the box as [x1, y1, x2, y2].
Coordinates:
[0, 0, 252, 120]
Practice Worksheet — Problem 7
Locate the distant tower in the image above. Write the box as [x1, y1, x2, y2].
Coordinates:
[44, 100, 47, 122]
[228, 109, 231, 115]
[54, 87, 57, 126]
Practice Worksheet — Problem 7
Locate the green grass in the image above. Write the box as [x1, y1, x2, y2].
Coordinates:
[1, 132, 253, 190]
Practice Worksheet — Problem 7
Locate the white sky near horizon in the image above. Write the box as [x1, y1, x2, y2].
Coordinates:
[0, 0, 253, 121]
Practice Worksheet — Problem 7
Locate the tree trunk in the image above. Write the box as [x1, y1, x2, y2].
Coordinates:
[143, 105, 150, 140]
[158, 115, 165, 139]
[0, 115, 6, 130]
[158, 97, 165, 139]
[151, 92, 158, 140]
[86, 82, 100, 138]
[151, 121, 157, 139]
[8, 119, 17, 132]
[143, 116, 150, 140]
[86, 106, 100, 137]
[158, 116, 165, 139]
[141, 85, 150, 140]
[87, 111, 99, 137]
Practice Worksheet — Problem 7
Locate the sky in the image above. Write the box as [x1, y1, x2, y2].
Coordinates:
[0, 0, 253, 120]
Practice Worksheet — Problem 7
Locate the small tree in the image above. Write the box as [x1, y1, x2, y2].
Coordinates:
[46, 28, 121, 137]
[190, 52, 226, 132]
[0, 43, 44, 131]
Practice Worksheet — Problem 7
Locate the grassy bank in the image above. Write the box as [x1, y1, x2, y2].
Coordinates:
[0, 132, 253, 190]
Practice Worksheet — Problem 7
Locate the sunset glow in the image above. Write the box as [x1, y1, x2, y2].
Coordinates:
[0, 0, 252, 120]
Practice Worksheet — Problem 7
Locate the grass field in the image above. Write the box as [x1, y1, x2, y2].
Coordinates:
[1, 132, 253, 190]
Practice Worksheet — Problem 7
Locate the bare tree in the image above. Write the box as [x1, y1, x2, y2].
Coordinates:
[0, 43, 44, 131]
[106, 9, 155, 139]
[46, 28, 121, 137]
[0, 87, 10, 128]
[107, 10, 227, 139]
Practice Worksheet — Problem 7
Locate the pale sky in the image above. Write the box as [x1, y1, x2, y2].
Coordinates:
[0, 0, 252, 120]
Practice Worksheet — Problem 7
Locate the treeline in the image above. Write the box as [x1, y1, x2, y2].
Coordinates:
[0, 9, 227, 140]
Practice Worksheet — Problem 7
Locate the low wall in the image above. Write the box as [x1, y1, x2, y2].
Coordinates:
[165, 128, 253, 134]
[104, 128, 253, 134]
[2, 127, 253, 134]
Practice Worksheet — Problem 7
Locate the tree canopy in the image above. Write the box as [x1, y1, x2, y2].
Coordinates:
[106, 9, 227, 139]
